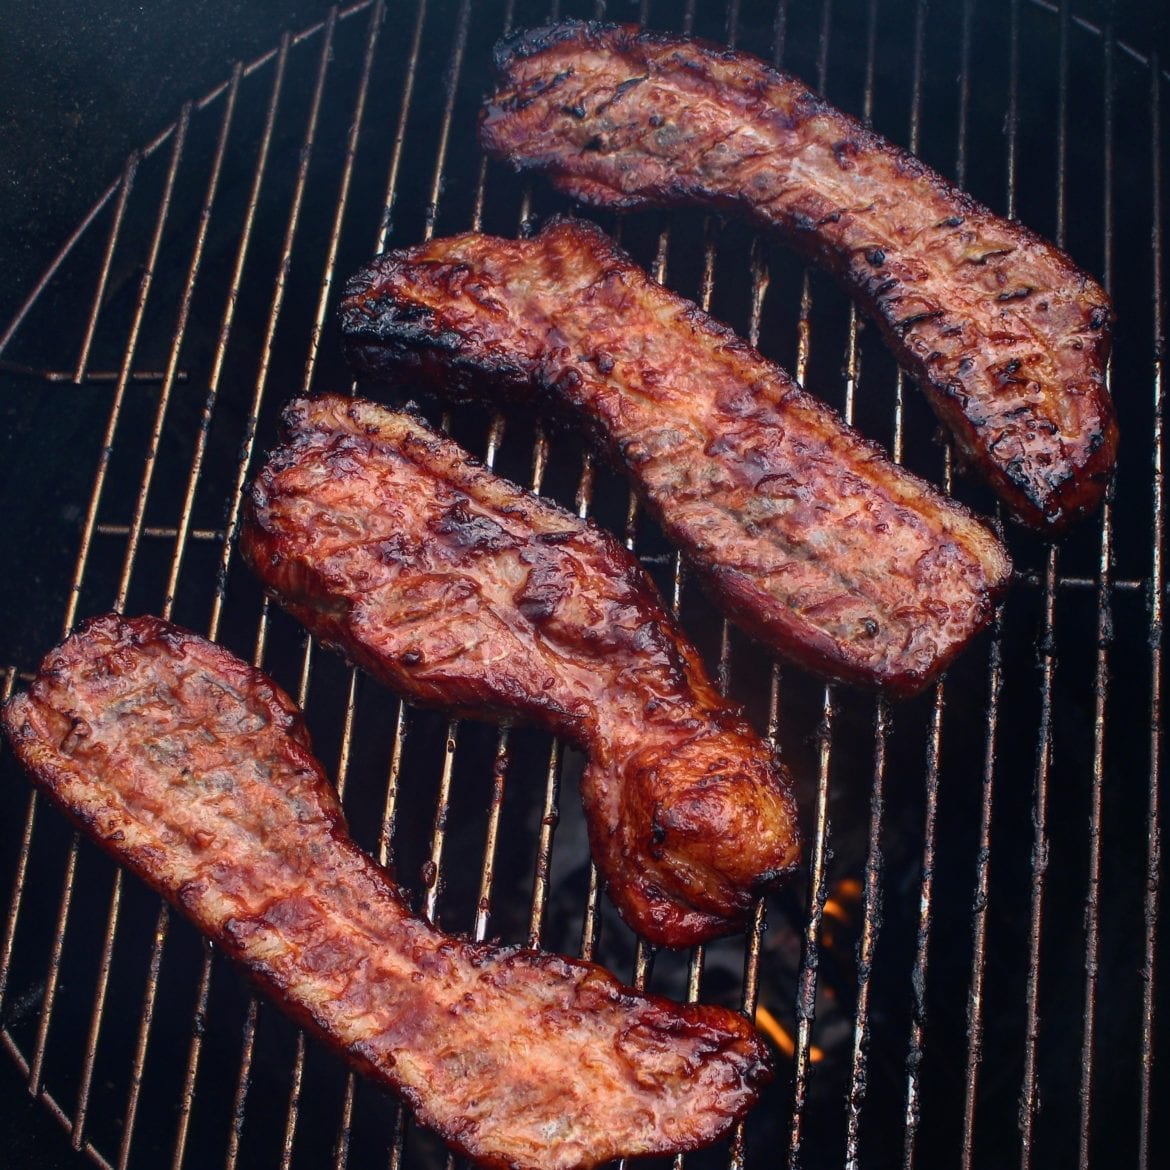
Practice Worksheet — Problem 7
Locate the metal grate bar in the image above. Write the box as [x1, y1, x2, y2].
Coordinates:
[163, 45, 287, 1169]
[71, 871, 128, 1149]
[898, 4, 950, 1165]
[375, 0, 428, 254]
[960, 609, 1005, 1170]
[223, 997, 260, 1170]
[843, 700, 889, 1170]
[473, 728, 512, 942]
[840, 5, 885, 1165]
[71, 154, 139, 386]
[1139, 51, 1165, 1170]
[303, 0, 385, 393]
[1076, 12, 1117, 1166]
[114, 906, 170, 1170]
[948, 2, 1005, 1163]
[788, 5, 839, 1165]
[1019, 1, 1072, 1162]
[377, 702, 411, 869]
[111, 98, 213, 614]
[424, 719, 462, 926]
[902, 686, 944, 1170]
[422, 0, 472, 243]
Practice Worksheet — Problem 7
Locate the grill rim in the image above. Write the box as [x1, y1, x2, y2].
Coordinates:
[0, 2, 1163, 1168]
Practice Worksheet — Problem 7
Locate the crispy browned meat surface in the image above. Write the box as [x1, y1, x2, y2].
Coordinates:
[479, 21, 1118, 533]
[241, 396, 800, 947]
[339, 219, 1012, 696]
[1, 614, 772, 1170]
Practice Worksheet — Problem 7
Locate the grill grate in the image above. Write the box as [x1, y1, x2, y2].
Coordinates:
[0, 1, 1165, 1168]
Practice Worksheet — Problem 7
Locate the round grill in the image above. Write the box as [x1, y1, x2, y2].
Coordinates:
[0, 1, 1164, 1168]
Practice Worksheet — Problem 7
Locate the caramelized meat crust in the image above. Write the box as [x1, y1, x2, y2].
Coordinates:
[479, 21, 1118, 532]
[339, 219, 1012, 696]
[241, 396, 800, 947]
[1, 614, 772, 1170]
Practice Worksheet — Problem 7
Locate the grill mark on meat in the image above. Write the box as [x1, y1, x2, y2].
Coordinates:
[241, 396, 800, 947]
[478, 20, 1118, 532]
[0, 614, 772, 1170]
[339, 219, 1011, 696]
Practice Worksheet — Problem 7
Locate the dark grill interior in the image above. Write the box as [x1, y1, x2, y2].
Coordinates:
[0, 1, 1165, 1167]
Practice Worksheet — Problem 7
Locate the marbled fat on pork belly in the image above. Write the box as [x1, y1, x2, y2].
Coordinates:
[479, 20, 1118, 532]
[1, 614, 772, 1170]
[339, 218, 1012, 696]
[241, 395, 800, 948]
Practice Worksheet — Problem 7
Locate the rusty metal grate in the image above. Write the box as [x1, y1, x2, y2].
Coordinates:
[0, 1, 1165, 1168]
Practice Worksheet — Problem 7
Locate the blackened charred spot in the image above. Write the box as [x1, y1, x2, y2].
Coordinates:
[531, 68, 574, 96]
[832, 139, 859, 170]
[612, 74, 648, 101]
[583, 135, 604, 152]
[997, 287, 1033, 302]
[516, 562, 570, 623]
[433, 500, 520, 553]
[536, 529, 577, 545]
[648, 113, 664, 128]
[895, 309, 944, 334]
[561, 103, 587, 119]
[865, 248, 886, 267]
[400, 650, 423, 667]
[939, 216, 965, 228]
[375, 535, 419, 566]
[963, 248, 1014, 266]
[1089, 307, 1108, 330]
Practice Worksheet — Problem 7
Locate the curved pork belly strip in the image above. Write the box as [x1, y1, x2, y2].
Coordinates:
[479, 20, 1118, 533]
[339, 219, 1012, 696]
[241, 396, 800, 947]
[0, 614, 772, 1170]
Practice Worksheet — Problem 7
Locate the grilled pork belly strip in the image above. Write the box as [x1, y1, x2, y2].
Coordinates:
[242, 395, 800, 948]
[1, 614, 772, 1170]
[339, 219, 1012, 696]
[479, 21, 1118, 533]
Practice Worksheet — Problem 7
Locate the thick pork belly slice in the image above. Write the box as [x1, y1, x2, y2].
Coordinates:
[1, 614, 772, 1170]
[480, 20, 1117, 532]
[339, 218, 1012, 696]
[241, 395, 801, 948]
